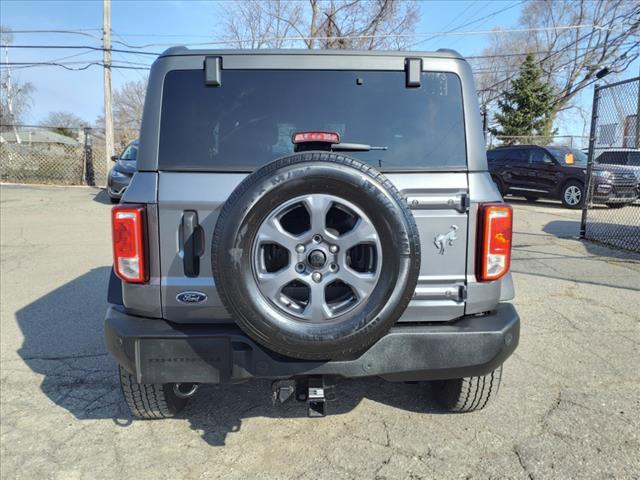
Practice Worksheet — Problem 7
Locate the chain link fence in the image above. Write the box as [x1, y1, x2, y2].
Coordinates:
[0, 126, 136, 187]
[580, 77, 640, 252]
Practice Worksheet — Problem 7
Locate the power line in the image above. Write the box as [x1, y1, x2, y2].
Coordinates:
[2, 23, 625, 55]
[1, 45, 161, 55]
[410, 0, 526, 48]
[112, 24, 621, 49]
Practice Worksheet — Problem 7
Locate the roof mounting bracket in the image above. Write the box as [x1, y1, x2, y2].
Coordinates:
[405, 57, 422, 88]
[205, 56, 222, 87]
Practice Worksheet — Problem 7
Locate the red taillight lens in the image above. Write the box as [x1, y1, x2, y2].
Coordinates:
[477, 203, 512, 282]
[291, 131, 340, 144]
[112, 204, 147, 283]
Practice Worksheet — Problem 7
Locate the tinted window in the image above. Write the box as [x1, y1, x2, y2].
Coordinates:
[507, 149, 529, 162]
[487, 150, 506, 161]
[598, 151, 640, 166]
[159, 70, 466, 171]
[530, 148, 553, 164]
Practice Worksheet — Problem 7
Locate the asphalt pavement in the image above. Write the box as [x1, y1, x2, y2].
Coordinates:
[1, 184, 638, 479]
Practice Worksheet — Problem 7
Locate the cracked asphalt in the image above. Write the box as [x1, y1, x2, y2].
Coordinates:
[1, 184, 639, 479]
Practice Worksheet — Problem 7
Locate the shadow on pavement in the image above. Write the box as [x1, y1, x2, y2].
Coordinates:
[15, 268, 447, 446]
[543, 220, 640, 262]
[93, 188, 115, 205]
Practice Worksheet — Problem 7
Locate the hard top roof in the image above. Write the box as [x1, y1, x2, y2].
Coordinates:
[158, 46, 465, 60]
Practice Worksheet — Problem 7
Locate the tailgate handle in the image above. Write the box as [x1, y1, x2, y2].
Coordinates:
[182, 211, 204, 277]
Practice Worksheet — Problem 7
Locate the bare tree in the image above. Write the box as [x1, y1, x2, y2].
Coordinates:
[0, 25, 36, 129]
[219, 0, 304, 49]
[474, 0, 639, 124]
[39, 111, 89, 138]
[216, 0, 420, 50]
[95, 78, 147, 149]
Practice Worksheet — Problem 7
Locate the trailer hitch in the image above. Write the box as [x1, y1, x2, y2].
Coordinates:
[271, 376, 332, 417]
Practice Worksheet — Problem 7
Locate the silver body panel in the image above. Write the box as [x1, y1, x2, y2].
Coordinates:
[121, 48, 513, 324]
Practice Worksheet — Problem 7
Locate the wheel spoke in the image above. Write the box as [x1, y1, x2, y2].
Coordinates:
[256, 217, 299, 251]
[335, 218, 378, 250]
[256, 265, 299, 299]
[336, 267, 377, 299]
[305, 281, 331, 322]
[302, 195, 333, 235]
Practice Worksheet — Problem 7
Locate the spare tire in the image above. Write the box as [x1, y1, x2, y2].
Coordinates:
[212, 152, 420, 360]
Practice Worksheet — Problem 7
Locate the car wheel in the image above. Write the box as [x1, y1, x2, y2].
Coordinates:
[118, 365, 190, 419]
[524, 196, 539, 202]
[212, 152, 421, 360]
[560, 181, 585, 209]
[431, 365, 502, 413]
[605, 203, 625, 209]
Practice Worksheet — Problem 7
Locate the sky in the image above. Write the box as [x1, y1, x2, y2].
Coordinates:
[1, 0, 637, 135]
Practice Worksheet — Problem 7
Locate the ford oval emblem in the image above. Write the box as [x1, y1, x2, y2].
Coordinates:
[176, 291, 208, 304]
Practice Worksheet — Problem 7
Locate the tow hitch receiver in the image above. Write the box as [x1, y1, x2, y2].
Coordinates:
[306, 376, 326, 417]
[271, 376, 330, 417]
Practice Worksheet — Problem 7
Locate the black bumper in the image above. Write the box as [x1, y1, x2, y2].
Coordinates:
[105, 304, 520, 384]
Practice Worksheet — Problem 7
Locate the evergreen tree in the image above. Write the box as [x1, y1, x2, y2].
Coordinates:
[489, 53, 555, 143]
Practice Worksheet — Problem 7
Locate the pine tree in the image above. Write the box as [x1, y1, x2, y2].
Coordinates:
[489, 53, 555, 144]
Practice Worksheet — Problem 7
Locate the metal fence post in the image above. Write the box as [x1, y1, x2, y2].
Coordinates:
[83, 127, 95, 186]
[580, 84, 600, 239]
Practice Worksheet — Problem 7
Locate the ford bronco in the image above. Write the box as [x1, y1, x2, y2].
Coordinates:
[105, 48, 519, 418]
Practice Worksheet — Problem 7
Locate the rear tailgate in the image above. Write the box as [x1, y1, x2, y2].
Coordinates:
[158, 171, 468, 323]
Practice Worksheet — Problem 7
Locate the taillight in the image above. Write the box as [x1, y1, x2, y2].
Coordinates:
[477, 203, 512, 282]
[291, 131, 340, 144]
[111, 204, 148, 283]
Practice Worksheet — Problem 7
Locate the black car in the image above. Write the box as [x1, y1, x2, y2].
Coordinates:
[488, 145, 639, 209]
[107, 139, 138, 203]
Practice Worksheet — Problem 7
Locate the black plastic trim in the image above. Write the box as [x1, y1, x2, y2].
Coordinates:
[107, 268, 123, 306]
[105, 303, 519, 384]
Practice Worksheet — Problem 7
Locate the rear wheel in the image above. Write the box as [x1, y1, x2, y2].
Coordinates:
[118, 366, 190, 419]
[560, 181, 585, 209]
[431, 365, 503, 412]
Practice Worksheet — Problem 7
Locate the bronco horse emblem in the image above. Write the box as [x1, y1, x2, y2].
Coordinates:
[434, 225, 459, 255]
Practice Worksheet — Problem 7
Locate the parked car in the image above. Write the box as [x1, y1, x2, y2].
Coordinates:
[105, 48, 519, 418]
[488, 144, 639, 209]
[595, 149, 640, 198]
[107, 139, 138, 203]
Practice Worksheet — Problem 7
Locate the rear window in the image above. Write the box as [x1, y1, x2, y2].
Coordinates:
[159, 69, 466, 172]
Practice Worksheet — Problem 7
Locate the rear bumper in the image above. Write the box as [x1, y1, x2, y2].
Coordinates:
[105, 303, 520, 384]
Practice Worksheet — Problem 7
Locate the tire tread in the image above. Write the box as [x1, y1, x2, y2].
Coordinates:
[118, 366, 186, 419]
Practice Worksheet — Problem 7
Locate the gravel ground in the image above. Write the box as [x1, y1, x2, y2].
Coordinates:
[1, 184, 639, 480]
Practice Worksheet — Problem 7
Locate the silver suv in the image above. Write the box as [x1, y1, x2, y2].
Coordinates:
[105, 49, 519, 418]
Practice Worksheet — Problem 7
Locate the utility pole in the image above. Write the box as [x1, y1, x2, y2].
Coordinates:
[103, 0, 114, 185]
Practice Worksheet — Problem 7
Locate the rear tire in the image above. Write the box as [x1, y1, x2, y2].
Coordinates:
[431, 365, 502, 412]
[118, 365, 188, 419]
